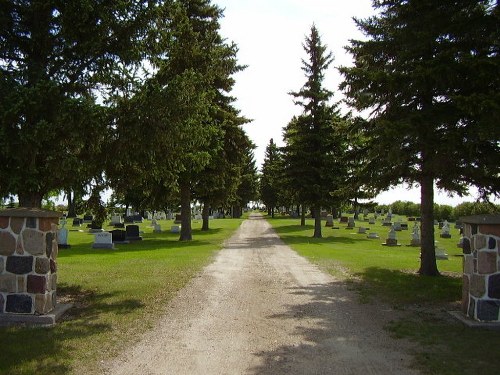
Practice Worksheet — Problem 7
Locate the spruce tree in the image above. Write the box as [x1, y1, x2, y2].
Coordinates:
[340, 0, 500, 275]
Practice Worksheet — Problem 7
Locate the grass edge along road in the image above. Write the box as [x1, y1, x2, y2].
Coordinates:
[0, 216, 245, 375]
[267, 215, 500, 375]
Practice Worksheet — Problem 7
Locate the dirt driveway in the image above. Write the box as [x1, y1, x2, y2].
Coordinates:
[105, 214, 419, 375]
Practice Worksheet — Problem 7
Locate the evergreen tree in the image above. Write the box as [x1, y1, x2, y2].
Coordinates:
[0, 1, 151, 207]
[340, 0, 500, 275]
[286, 25, 344, 238]
[260, 139, 282, 218]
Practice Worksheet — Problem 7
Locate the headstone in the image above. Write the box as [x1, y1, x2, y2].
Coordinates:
[72, 218, 83, 227]
[382, 217, 392, 226]
[132, 214, 143, 223]
[383, 226, 399, 246]
[83, 214, 93, 223]
[358, 227, 367, 234]
[369, 217, 376, 225]
[174, 214, 182, 224]
[393, 221, 402, 231]
[400, 223, 408, 230]
[57, 217, 70, 249]
[125, 225, 142, 241]
[110, 230, 129, 244]
[92, 232, 114, 249]
[124, 216, 134, 223]
[151, 218, 157, 227]
[435, 247, 449, 260]
[194, 214, 202, 220]
[88, 221, 103, 233]
[110, 215, 122, 225]
[171, 225, 181, 233]
[325, 214, 333, 227]
[367, 232, 379, 239]
[410, 222, 421, 246]
[154, 224, 162, 233]
[440, 220, 451, 238]
[340, 216, 348, 224]
[114, 223, 125, 228]
[166, 212, 174, 220]
[347, 217, 355, 229]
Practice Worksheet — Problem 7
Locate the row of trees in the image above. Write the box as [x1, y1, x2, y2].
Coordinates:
[0, 0, 259, 240]
[261, 1, 499, 276]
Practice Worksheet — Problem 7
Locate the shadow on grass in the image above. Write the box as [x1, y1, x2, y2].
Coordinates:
[350, 267, 462, 305]
[0, 283, 143, 375]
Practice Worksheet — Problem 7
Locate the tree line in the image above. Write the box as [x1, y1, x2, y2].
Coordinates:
[260, 1, 499, 276]
[0, 0, 259, 240]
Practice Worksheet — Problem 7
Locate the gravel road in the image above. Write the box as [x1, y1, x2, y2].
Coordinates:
[105, 214, 419, 375]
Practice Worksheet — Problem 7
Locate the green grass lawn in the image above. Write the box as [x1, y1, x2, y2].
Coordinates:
[0, 217, 244, 375]
[267, 214, 500, 375]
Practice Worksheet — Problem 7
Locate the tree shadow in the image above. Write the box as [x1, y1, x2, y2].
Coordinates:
[0, 283, 144, 374]
[247, 277, 419, 375]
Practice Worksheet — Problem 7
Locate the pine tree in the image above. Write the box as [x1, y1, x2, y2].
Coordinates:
[260, 139, 282, 218]
[285, 25, 345, 238]
[340, 0, 500, 275]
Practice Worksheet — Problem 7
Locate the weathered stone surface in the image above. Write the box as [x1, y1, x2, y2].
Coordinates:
[39, 218, 55, 232]
[470, 274, 486, 298]
[10, 217, 24, 234]
[475, 235, 487, 250]
[462, 237, 471, 254]
[467, 297, 476, 318]
[27, 275, 47, 294]
[0, 256, 3, 273]
[26, 217, 36, 228]
[462, 275, 470, 314]
[476, 300, 500, 322]
[0, 231, 16, 256]
[45, 232, 54, 257]
[488, 274, 500, 299]
[50, 259, 57, 273]
[35, 257, 50, 274]
[15, 238, 24, 254]
[22, 229, 45, 255]
[35, 292, 54, 314]
[6, 294, 33, 313]
[489, 237, 497, 250]
[479, 224, 500, 237]
[17, 275, 26, 292]
[51, 241, 58, 260]
[0, 293, 4, 313]
[478, 251, 497, 274]
[463, 255, 474, 274]
[0, 216, 8, 229]
[6, 255, 33, 274]
[49, 273, 57, 290]
[0, 274, 16, 292]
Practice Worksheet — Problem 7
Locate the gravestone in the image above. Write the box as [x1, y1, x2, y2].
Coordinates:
[72, 218, 83, 227]
[410, 223, 421, 246]
[114, 222, 125, 228]
[347, 217, 355, 229]
[125, 225, 142, 241]
[151, 218, 157, 227]
[440, 220, 451, 238]
[367, 232, 379, 239]
[358, 227, 367, 234]
[174, 214, 182, 224]
[325, 214, 333, 227]
[340, 216, 348, 224]
[83, 215, 93, 223]
[132, 214, 143, 223]
[57, 217, 70, 249]
[393, 221, 402, 231]
[369, 217, 376, 225]
[171, 225, 181, 233]
[92, 232, 114, 249]
[382, 217, 392, 226]
[110, 215, 122, 226]
[124, 216, 134, 224]
[383, 226, 399, 246]
[88, 221, 103, 233]
[435, 247, 449, 260]
[154, 224, 162, 233]
[110, 230, 129, 244]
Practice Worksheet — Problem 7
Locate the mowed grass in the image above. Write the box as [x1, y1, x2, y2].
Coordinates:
[267, 215, 500, 375]
[0, 217, 244, 375]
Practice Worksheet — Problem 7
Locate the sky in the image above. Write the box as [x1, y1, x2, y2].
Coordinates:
[214, 0, 493, 206]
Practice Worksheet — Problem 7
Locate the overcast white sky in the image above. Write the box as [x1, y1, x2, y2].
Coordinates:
[215, 0, 493, 206]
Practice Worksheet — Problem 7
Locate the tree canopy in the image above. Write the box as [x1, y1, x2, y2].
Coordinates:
[340, 0, 500, 275]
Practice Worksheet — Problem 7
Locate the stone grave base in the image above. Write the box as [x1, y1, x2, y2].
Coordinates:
[58, 243, 71, 249]
[0, 303, 73, 327]
[448, 311, 500, 330]
[382, 238, 400, 246]
[92, 243, 115, 249]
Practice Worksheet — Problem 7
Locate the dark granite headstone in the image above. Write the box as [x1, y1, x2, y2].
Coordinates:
[124, 216, 134, 223]
[110, 229, 129, 244]
[125, 225, 142, 241]
[83, 215, 93, 223]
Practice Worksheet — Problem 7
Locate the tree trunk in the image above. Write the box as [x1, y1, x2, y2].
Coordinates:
[66, 190, 76, 217]
[18, 192, 43, 208]
[201, 203, 210, 231]
[179, 177, 192, 241]
[271, 206, 275, 218]
[418, 174, 440, 276]
[300, 204, 306, 226]
[312, 206, 322, 238]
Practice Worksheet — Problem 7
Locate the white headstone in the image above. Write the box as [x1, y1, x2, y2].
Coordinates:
[92, 232, 114, 249]
[154, 224, 162, 233]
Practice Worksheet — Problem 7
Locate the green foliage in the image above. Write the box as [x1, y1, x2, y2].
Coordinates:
[259, 138, 283, 216]
[0, 217, 244, 374]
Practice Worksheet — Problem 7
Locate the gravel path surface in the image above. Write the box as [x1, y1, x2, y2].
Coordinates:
[105, 214, 419, 375]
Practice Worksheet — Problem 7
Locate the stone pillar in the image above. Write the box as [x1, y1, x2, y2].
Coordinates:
[461, 215, 500, 323]
[0, 208, 61, 320]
